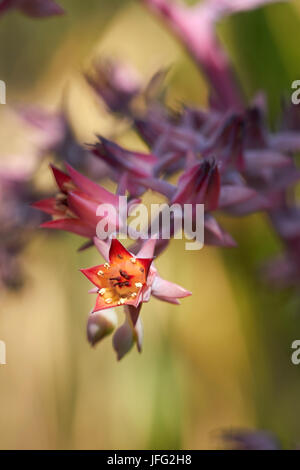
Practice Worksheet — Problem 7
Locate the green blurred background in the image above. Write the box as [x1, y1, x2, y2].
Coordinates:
[1, 0, 300, 450]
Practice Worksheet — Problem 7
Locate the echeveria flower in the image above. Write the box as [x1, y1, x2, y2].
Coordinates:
[33, 163, 121, 240]
[81, 238, 154, 312]
[82, 237, 191, 359]
[81, 237, 191, 311]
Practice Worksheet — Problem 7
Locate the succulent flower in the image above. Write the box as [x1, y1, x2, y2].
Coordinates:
[15, 0, 300, 372]
[81, 237, 191, 359]
[81, 238, 154, 312]
[81, 237, 191, 311]
[33, 164, 122, 240]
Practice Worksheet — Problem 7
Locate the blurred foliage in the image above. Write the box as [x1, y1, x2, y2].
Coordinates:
[1, 0, 300, 450]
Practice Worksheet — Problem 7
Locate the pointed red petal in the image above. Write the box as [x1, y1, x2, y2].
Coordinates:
[40, 218, 94, 238]
[50, 165, 72, 193]
[91, 293, 140, 313]
[109, 238, 132, 263]
[136, 257, 154, 277]
[65, 163, 119, 206]
[80, 265, 103, 288]
[93, 294, 110, 312]
[31, 197, 57, 215]
[67, 191, 100, 226]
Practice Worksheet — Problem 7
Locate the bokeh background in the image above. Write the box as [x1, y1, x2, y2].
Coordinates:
[1, 0, 300, 450]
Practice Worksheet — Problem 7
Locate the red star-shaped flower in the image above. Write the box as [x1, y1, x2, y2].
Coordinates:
[80, 238, 154, 311]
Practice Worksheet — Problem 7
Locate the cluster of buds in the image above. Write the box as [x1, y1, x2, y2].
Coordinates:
[33, 162, 192, 359]
[3, 0, 300, 359]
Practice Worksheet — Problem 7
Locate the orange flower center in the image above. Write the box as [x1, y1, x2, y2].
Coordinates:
[96, 257, 146, 306]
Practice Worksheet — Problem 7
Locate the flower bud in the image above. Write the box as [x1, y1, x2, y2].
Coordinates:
[87, 308, 117, 347]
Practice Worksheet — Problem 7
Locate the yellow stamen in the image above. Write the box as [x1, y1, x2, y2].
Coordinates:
[135, 282, 143, 288]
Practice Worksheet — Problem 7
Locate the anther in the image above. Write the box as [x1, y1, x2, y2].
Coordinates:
[119, 270, 130, 280]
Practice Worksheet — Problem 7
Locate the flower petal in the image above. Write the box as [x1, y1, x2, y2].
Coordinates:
[109, 238, 132, 263]
[112, 308, 143, 360]
[40, 218, 94, 238]
[151, 275, 192, 301]
[65, 163, 119, 206]
[51, 165, 72, 193]
[112, 318, 134, 361]
[136, 257, 154, 278]
[93, 237, 111, 262]
[31, 197, 57, 215]
[80, 265, 103, 288]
